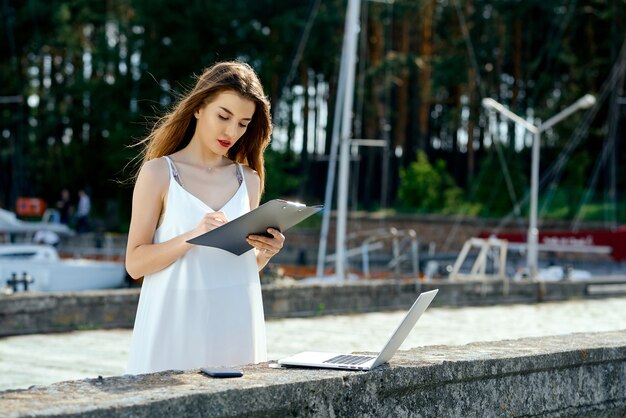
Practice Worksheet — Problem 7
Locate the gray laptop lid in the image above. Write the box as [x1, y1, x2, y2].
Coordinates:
[277, 289, 439, 370]
[370, 289, 438, 368]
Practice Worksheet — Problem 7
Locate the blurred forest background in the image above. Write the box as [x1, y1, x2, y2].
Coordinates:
[0, 0, 624, 232]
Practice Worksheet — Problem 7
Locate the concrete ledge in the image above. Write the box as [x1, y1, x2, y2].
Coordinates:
[0, 289, 138, 336]
[1, 330, 625, 417]
[2, 279, 626, 336]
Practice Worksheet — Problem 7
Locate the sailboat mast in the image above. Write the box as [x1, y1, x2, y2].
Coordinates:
[316, 0, 362, 279]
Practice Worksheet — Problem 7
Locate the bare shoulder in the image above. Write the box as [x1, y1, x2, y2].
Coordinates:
[241, 165, 260, 188]
[242, 165, 261, 208]
[135, 157, 170, 193]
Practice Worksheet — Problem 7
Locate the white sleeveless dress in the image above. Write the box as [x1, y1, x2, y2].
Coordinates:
[126, 156, 267, 374]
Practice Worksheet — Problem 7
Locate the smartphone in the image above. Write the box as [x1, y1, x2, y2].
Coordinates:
[200, 367, 244, 378]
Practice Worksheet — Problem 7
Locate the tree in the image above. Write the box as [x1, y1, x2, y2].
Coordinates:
[397, 150, 463, 213]
[1, 0, 624, 227]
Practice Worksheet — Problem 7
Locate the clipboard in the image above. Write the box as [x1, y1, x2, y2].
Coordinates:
[186, 199, 323, 255]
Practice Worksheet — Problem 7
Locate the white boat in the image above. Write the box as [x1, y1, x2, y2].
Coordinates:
[0, 244, 127, 293]
[0, 208, 74, 236]
[449, 237, 596, 282]
[0, 208, 127, 293]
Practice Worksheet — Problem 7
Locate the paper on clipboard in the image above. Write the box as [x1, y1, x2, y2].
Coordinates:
[186, 199, 323, 255]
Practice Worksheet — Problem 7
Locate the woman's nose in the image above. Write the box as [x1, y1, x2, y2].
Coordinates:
[224, 122, 237, 139]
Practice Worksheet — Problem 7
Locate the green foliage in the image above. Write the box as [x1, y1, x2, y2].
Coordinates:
[540, 151, 593, 219]
[574, 201, 623, 222]
[540, 187, 582, 220]
[397, 151, 464, 213]
[472, 146, 528, 217]
[262, 149, 301, 203]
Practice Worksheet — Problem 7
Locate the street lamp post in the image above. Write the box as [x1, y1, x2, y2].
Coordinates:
[482, 94, 596, 280]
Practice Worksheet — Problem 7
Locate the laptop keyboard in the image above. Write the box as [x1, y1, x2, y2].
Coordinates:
[323, 354, 376, 365]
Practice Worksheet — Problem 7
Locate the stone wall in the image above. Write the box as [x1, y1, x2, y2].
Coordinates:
[2, 330, 625, 417]
[2, 278, 626, 336]
[0, 289, 138, 336]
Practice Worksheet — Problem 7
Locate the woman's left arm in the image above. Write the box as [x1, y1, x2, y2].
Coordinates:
[244, 167, 286, 271]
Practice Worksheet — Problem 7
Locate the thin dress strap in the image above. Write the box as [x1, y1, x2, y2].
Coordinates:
[235, 163, 244, 186]
[163, 156, 183, 186]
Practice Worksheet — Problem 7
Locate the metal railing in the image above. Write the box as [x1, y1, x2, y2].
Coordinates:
[326, 227, 420, 278]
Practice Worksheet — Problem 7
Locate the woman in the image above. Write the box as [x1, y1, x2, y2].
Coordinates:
[125, 61, 284, 374]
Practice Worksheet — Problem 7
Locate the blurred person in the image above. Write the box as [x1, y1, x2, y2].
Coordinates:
[125, 61, 284, 374]
[75, 189, 91, 233]
[56, 188, 72, 225]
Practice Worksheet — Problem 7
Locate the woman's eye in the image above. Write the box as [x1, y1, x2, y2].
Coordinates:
[239, 123, 248, 129]
[218, 114, 228, 121]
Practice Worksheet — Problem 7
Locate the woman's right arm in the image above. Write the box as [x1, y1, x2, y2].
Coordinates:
[125, 158, 230, 280]
[125, 158, 194, 280]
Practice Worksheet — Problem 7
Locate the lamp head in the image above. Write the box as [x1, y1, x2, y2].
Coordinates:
[482, 98, 497, 109]
[577, 94, 596, 109]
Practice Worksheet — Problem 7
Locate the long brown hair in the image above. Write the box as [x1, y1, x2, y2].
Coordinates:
[134, 61, 272, 194]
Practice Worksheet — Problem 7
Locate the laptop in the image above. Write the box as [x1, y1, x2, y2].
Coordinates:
[277, 289, 438, 371]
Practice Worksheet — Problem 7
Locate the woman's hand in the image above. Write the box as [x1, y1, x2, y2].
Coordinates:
[190, 211, 229, 237]
[247, 228, 285, 269]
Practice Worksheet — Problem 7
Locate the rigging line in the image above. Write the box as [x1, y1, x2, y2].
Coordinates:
[492, 114, 526, 231]
[526, 0, 579, 110]
[27, 0, 43, 51]
[452, 0, 484, 99]
[494, 1, 575, 229]
[527, 0, 577, 81]
[572, 40, 626, 231]
[496, 1, 577, 224]
[438, 0, 480, 249]
[538, 37, 626, 221]
[277, 0, 322, 102]
[538, 103, 600, 218]
[475, 126, 527, 233]
[495, 37, 626, 231]
[449, 0, 503, 244]
[495, 96, 599, 231]
[379, 0, 393, 210]
[540, 0, 578, 76]
[488, 2, 577, 231]
[452, 0, 526, 234]
[496, 84, 605, 231]
[571, 129, 613, 231]
[537, 99, 603, 221]
[486, 111, 527, 232]
[603, 39, 625, 229]
[469, 111, 525, 235]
